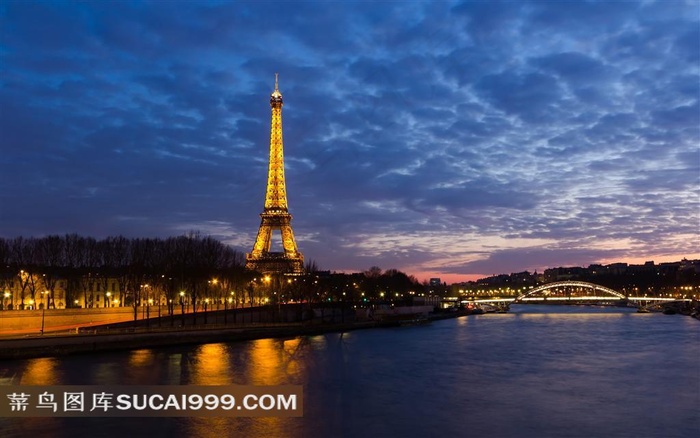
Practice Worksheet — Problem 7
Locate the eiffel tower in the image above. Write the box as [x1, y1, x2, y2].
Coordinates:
[246, 74, 304, 274]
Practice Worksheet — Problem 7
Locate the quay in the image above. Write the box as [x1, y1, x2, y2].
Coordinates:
[0, 307, 474, 360]
[0, 321, 373, 360]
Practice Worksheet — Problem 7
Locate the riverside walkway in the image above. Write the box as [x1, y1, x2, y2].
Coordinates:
[0, 306, 472, 360]
[0, 321, 378, 360]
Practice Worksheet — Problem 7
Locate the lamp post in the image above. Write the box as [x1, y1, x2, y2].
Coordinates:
[204, 298, 209, 324]
[208, 278, 218, 311]
[140, 285, 147, 320]
[41, 290, 48, 310]
[231, 291, 236, 324]
[3, 291, 10, 311]
[224, 295, 228, 324]
[211, 278, 219, 311]
[179, 291, 185, 326]
[264, 276, 271, 322]
[106, 291, 111, 308]
[40, 305, 46, 335]
[264, 275, 271, 300]
[228, 296, 234, 324]
[147, 298, 153, 328]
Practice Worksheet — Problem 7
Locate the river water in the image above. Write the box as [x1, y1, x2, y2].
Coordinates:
[1, 305, 698, 438]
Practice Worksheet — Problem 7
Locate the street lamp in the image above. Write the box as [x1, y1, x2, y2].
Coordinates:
[224, 294, 230, 324]
[3, 291, 10, 311]
[204, 298, 210, 324]
[39, 291, 49, 334]
[179, 291, 186, 326]
[140, 284, 150, 320]
[155, 296, 161, 323]
[230, 292, 237, 323]
[38, 291, 48, 310]
[106, 291, 111, 308]
[264, 276, 271, 307]
[147, 297, 153, 327]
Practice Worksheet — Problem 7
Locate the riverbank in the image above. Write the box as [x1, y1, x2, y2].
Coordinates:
[0, 309, 475, 360]
[0, 321, 376, 360]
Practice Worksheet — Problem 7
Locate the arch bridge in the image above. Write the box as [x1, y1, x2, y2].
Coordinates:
[515, 281, 625, 302]
[469, 281, 683, 307]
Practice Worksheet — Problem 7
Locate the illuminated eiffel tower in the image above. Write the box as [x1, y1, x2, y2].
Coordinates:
[246, 74, 304, 274]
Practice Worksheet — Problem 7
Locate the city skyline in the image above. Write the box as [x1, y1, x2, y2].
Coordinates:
[1, 1, 698, 283]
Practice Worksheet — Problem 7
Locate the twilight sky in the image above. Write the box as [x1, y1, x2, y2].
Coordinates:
[1, 1, 698, 283]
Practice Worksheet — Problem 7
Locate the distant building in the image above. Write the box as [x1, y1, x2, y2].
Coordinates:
[543, 267, 587, 282]
[678, 259, 699, 273]
[1, 277, 69, 310]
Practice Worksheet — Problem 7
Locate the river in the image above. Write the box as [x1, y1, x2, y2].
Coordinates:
[1, 305, 698, 438]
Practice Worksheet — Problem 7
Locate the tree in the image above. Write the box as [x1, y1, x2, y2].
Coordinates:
[10, 237, 37, 309]
[36, 235, 65, 309]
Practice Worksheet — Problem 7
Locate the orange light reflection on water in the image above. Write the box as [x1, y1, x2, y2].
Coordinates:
[184, 340, 297, 438]
[124, 349, 156, 383]
[128, 349, 154, 367]
[248, 338, 282, 385]
[19, 357, 60, 385]
[191, 343, 231, 385]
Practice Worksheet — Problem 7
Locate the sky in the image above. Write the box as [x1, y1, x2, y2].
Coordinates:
[0, 1, 698, 284]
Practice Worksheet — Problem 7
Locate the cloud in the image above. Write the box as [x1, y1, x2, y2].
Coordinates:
[474, 71, 565, 123]
[1, 0, 698, 283]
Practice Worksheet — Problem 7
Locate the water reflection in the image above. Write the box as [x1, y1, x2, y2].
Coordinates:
[282, 338, 303, 377]
[1, 308, 696, 438]
[248, 339, 285, 385]
[183, 340, 302, 437]
[190, 343, 231, 385]
[125, 349, 156, 383]
[90, 362, 119, 384]
[20, 357, 60, 385]
[183, 417, 231, 438]
[183, 417, 295, 438]
[128, 349, 154, 367]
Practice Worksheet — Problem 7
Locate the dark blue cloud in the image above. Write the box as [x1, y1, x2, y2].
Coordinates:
[531, 52, 612, 85]
[474, 72, 564, 123]
[1, 0, 697, 282]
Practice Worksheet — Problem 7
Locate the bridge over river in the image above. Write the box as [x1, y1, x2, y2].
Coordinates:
[465, 281, 692, 309]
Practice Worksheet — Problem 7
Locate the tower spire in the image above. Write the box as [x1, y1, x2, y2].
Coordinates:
[271, 72, 282, 101]
[246, 75, 304, 275]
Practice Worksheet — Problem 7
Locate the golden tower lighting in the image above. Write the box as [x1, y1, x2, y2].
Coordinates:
[246, 74, 304, 274]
